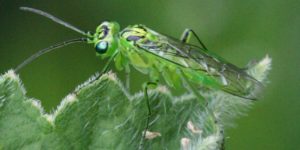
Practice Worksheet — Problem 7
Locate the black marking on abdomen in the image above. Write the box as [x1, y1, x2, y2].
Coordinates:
[126, 35, 144, 42]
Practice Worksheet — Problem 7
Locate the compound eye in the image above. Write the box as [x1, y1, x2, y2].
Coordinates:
[95, 41, 108, 54]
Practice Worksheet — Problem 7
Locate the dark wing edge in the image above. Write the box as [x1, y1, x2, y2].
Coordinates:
[221, 74, 264, 100]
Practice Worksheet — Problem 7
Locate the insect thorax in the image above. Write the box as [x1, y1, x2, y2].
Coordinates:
[120, 25, 160, 45]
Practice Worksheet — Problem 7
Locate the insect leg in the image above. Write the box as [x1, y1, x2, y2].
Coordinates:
[179, 70, 206, 104]
[80, 52, 117, 88]
[180, 28, 208, 50]
[125, 68, 130, 90]
[101, 52, 120, 73]
[74, 52, 118, 94]
[138, 81, 157, 150]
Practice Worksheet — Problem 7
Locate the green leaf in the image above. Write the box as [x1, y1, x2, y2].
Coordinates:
[0, 56, 271, 150]
[0, 71, 204, 150]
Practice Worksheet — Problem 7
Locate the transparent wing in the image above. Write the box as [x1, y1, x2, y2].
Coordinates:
[137, 31, 262, 100]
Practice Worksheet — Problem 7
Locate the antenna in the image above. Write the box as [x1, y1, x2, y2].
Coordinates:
[20, 6, 87, 36]
[15, 7, 90, 72]
[15, 38, 87, 72]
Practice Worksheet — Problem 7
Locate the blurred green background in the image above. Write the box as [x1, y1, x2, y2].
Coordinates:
[0, 0, 299, 149]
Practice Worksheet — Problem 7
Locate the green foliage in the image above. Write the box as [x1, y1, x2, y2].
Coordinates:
[0, 56, 271, 150]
